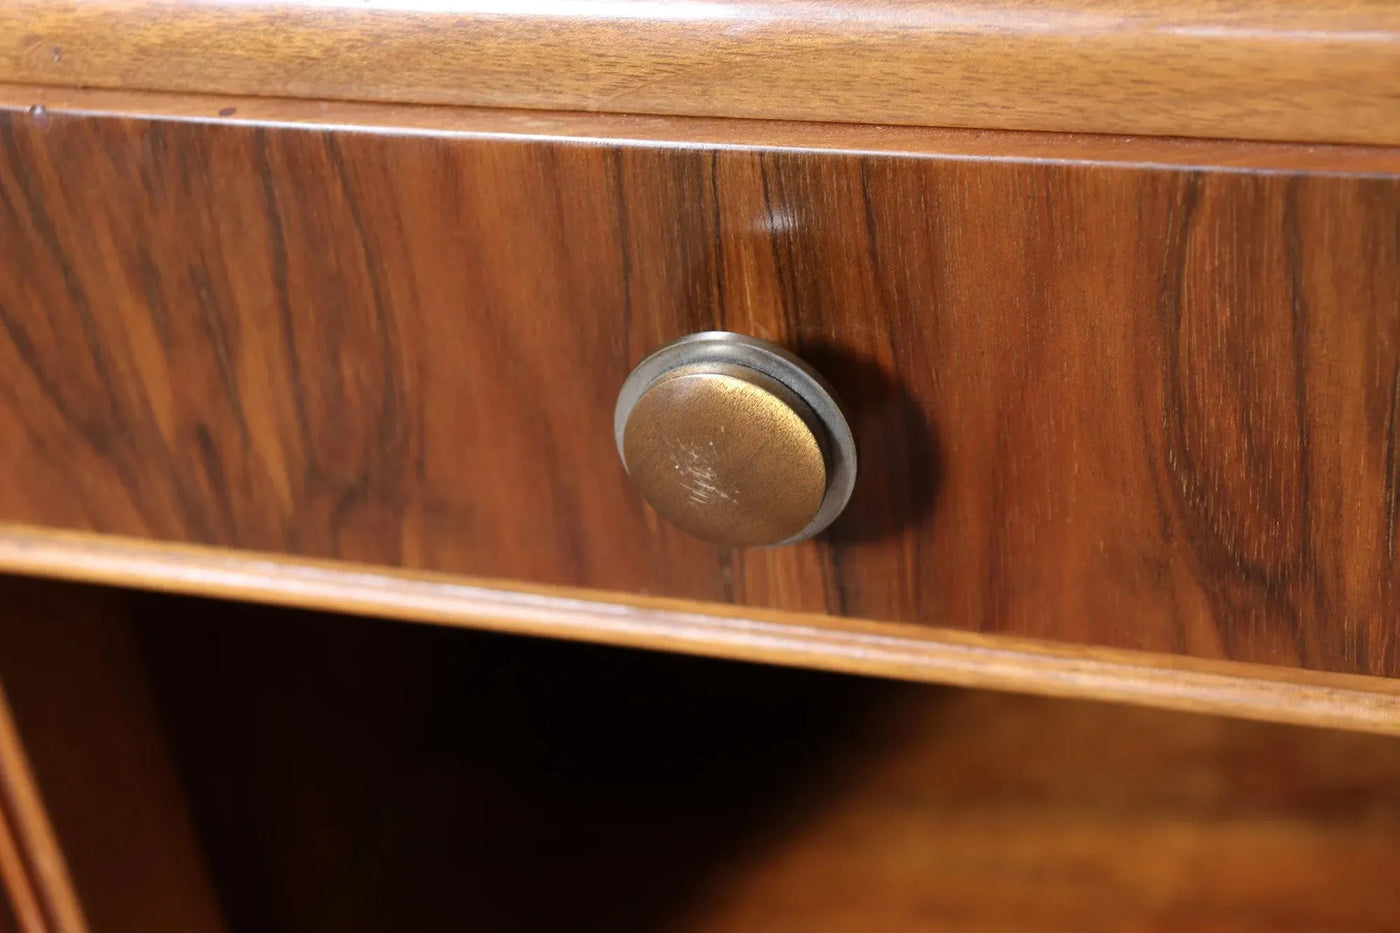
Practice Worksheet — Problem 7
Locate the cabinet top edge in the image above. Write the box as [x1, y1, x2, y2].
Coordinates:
[4, 0, 1400, 146]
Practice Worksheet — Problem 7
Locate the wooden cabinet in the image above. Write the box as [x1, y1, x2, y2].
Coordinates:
[1, 1, 1398, 929]
[2, 94, 1399, 679]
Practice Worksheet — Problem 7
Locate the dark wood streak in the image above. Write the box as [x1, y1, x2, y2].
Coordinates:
[1370, 182, 1400, 677]
[189, 263, 252, 447]
[1162, 173, 1285, 661]
[1, 108, 1399, 677]
[323, 132, 409, 561]
[757, 153, 805, 354]
[252, 126, 312, 479]
[611, 148, 635, 360]
[134, 248, 174, 352]
[707, 149, 729, 335]
[1283, 175, 1326, 667]
[1385, 364, 1400, 566]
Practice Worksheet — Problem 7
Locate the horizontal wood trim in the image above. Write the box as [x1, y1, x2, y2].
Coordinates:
[3, 1, 1400, 145]
[7, 83, 1400, 176]
[1, 525, 1398, 736]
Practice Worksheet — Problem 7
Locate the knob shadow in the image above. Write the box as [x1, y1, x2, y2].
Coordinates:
[797, 341, 941, 545]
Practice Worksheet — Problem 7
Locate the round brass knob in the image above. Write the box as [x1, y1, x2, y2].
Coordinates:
[615, 333, 856, 548]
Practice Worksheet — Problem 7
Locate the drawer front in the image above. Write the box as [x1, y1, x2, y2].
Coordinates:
[1, 105, 1397, 677]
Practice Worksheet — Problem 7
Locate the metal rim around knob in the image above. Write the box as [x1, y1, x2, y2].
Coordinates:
[614, 332, 858, 547]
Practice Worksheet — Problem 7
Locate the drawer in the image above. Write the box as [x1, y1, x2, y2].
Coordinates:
[0, 93, 1397, 679]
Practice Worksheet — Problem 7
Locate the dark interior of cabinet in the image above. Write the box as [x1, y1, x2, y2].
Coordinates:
[131, 596, 894, 933]
[2, 579, 1399, 933]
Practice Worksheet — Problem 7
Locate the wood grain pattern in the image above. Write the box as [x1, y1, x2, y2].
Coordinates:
[0, 99, 1399, 679]
[675, 689, 1400, 932]
[131, 602, 1400, 932]
[0, 579, 227, 933]
[3, 0, 1400, 145]
[3, 526, 1399, 735]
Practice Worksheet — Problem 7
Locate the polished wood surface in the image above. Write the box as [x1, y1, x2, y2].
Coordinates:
[4, 1, 1400, 145]
[3, 527, 1400, 735]
[132, 603, 1400, 932]
[679, 689, 1400, 932]
[0, 580, 226, 933]
[1, 99, 1399, 678]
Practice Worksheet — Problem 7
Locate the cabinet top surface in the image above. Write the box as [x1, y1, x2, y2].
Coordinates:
[4, 0, 1400, 145]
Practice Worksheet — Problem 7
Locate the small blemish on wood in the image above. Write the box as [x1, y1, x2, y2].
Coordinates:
[50, 46, 62, 62]
[218, 106, 238, 117]
[27, 104, 49, 129]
